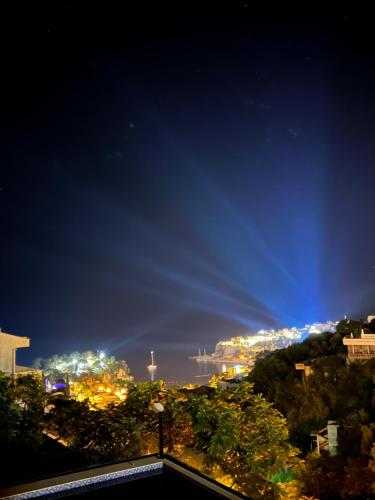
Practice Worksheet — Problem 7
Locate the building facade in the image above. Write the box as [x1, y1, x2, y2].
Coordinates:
[0, 329, 41, 377]
[295, 361, 314, 379]
[343, 330, 375, 363]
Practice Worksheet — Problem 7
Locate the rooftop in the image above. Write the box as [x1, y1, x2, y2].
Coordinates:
[0, 455, 246, 499]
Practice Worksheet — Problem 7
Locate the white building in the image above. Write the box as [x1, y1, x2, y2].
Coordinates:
[0, 328, 41, 377]
[343, 329, 375, 363]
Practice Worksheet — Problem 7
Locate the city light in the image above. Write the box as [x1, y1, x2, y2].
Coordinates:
[205, 320, 339, 365]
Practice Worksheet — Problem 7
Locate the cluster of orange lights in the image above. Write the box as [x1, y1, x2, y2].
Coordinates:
[70, 382, 128, 406]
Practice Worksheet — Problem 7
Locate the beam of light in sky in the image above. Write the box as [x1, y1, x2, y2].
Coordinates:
[139, 105, 329, 324]
[54, 162, 327, 331]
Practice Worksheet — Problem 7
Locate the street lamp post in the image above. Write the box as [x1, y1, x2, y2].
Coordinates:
[153, 402, 164, 458]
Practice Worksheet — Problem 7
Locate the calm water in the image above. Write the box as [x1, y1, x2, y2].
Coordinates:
[19, 343, 242, 387]
[120, 348, 241, 386]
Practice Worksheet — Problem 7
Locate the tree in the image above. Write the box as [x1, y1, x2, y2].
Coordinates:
[336, 319, 363, 338]
[188, 392, 240, 463]
[122, 381, 164, 454]
[0, 373, 46, 448]
[162, 387, 195, 452]
[0, 372, 20, 444]
[40, 351, 133, 407]
[369, 319, 375, 334]
[296, 454, 345, 499]
[46, 398, 94, 449]
[14, 374, 46, 447]
[186, 382, 299, 496]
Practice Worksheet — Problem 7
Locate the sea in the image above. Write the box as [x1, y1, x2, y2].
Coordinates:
[121, 347, 243, 386]
[18, 342, 242, 387]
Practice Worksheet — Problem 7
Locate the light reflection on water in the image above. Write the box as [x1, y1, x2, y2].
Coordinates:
[126, 349, 244, 386]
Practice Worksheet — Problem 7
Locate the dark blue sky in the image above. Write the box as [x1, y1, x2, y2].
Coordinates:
[1, 4, 375, 367]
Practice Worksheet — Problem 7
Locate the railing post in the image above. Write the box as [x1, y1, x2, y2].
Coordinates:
[158, 412, 164, 458]
[152, 402, 164, 459]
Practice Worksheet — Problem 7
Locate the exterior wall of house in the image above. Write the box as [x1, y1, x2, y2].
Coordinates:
[0, 331, 30, 375]
[295, 362, 314, 378]
[343, 330, 375, 362]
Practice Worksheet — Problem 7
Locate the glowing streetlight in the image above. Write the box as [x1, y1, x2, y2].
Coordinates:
[153, 402, 164, 458]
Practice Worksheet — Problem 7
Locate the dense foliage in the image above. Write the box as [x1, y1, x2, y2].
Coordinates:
[7, 321, 375, 498]
[36, 350, 131, 375]
[249, 326, 375, 451]
[0, 373, 46, 448]
[35, 351, 133, 406]
[249, 320, 375, 498]
[186, 382, 299, 497]
[0, 373, 298, 497]
[45, 380, 298, 490]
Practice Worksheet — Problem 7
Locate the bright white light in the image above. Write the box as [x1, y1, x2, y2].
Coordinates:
[99, 351, 105, 359]
[153, 402, 164, 413]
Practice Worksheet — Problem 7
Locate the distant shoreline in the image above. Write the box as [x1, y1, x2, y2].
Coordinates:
[188, 355, 247, 364]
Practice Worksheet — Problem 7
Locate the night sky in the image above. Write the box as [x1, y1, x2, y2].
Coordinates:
[1, 4, 375, 373]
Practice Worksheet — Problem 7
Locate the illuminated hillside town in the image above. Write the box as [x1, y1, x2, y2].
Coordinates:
[192, 320, 338, 368]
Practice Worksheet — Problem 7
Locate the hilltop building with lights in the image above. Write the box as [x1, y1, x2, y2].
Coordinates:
[342, 315, 375, 363]
[206, 321, 338, 364]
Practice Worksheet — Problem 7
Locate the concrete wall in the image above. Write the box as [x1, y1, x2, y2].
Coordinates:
[0, 331, 30, 375]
